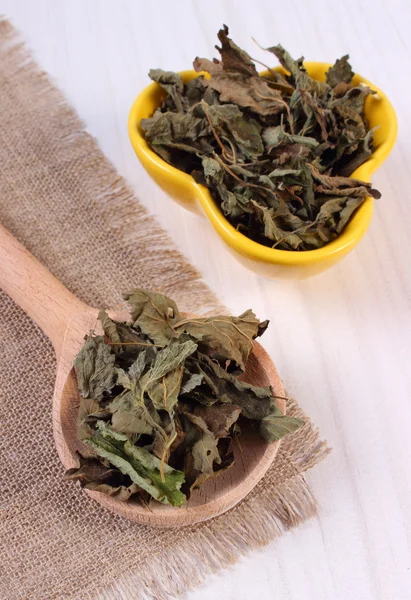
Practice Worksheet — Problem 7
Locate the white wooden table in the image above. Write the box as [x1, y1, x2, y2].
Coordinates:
[1, 1, 410, 598]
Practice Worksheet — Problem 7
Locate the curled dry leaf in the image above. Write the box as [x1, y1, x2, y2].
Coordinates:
[64, 453, 142, 501]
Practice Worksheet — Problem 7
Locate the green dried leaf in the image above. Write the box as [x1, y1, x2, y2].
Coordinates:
[147, 364, 185, 412]
[338, 128, 375, 177]
[195, 353, 273, 420]
[140, 111, 210, 155]
[109, 391, 153, 436]
[202, 156, 224, 185]
[218, 185, 252, 218]
[206, 104, 264, 158]
[98, 309, 122, 345]
[316, 196, 365, 234]
[142, 111, 209, 143]
[86, 422, 186, 506]
[126, 340, 197, 422]
[266, 168, 303, 178]
[129, 351, 148, 381]
[251, 200, 304, 250]
[74, 336, 116, 401]
[263, 126, 319, 151]
[266, 44, 327, 95]
[260, 403, 304, 442]
[115, 351, 149, 392]
[192, 432, 221, 475]
[123, 291, 269, 370]
[140, 340, 197, 399]
[148, 69, 186, 112]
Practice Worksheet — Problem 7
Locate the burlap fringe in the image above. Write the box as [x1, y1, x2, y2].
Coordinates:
[99, 481, 327, 600]
[98, 409, 329, 600]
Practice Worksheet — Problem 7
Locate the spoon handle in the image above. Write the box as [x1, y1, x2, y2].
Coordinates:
[0, 223, 89, 353]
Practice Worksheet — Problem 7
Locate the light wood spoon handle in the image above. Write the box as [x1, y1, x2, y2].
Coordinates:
[0, 223, 88, 354]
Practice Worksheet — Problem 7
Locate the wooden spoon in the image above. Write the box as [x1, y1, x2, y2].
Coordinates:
[0, 223, 286, 527]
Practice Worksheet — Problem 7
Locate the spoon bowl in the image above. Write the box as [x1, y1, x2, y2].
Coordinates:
[57, 314, 284, 526]
[0, 224, 285, 526]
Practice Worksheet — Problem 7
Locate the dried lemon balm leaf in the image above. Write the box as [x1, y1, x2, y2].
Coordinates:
[68, 289, 302, 506]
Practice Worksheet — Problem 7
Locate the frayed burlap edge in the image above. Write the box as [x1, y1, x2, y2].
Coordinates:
[98, 398, 330, 600]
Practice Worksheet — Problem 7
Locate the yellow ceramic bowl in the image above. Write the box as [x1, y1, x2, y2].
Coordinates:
[129, 65, 397, 279]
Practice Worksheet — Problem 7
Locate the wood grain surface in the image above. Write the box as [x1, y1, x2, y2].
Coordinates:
[0, 0, 410, 598]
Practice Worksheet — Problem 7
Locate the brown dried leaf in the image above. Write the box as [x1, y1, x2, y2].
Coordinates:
[326, 55, 354, 88]
[175, 310, 268, 371]
[123, 289, 181, 346]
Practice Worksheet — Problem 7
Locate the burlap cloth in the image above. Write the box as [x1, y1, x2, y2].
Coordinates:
[0, 19, 329, 600]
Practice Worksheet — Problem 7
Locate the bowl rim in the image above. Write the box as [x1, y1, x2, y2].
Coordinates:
[129, 63, 398, 266]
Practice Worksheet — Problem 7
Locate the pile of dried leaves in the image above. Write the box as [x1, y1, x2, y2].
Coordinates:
[66, 289, 302, 506]
[141, 25, 380, 251]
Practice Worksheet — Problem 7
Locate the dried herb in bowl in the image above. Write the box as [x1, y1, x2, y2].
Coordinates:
[141, 25, 381, 251]
[65, 289, 302, 506]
